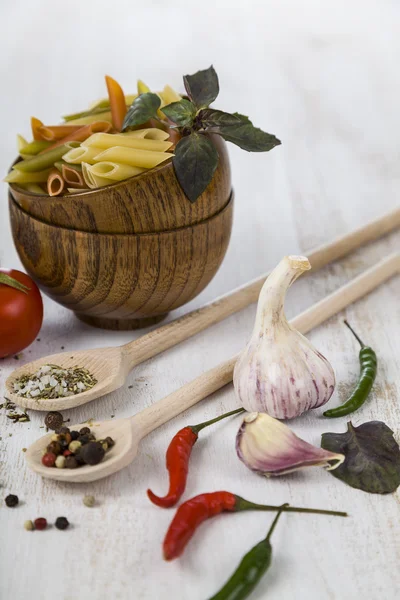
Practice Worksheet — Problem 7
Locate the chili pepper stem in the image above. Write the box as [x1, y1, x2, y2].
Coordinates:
[265, 503, 288, 542]
[344, 320, 365, 348]
[190, 407, 245, 434]
[235, 496, 347, 517]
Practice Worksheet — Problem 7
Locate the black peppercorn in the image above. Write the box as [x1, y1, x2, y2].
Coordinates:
[65, 456, 79, 469]
[44, 411, 64, 431]
[5, 494, 19, 507]
[79, 427, 91, 435]
[46, 441, 62, 455]
[55, 426, 70, 435]
[70, 430, 80, 441]
[80, 441, 105, 465]
[105, 436, 115, 448]
[77, 434, 92, 445]
[55, 516, 69, 530]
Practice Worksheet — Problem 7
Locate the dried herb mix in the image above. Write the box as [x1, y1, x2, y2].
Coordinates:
[13, 364, 97, 399]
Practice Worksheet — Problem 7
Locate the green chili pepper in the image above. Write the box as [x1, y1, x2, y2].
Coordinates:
[208, 503, 287, 600]
[323, 320, 377, 418]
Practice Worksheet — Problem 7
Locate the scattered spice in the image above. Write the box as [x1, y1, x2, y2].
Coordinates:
[83, 495, 95, 507]
[5, 494, 19, 507]
[44, 411, 64, 430]
[34, 518, 47, 530]
[13, 364, 97, 399]
[2, 400, 30, 423]
[24, 520, 34, 531]
[55, 517, 69, 530]
[22, 448, 27, 452]
[41, 426, 114, 469]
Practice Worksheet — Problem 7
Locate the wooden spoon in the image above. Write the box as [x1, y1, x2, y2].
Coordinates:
[6, 207, 400, 412]
[25, 254, 399, 482]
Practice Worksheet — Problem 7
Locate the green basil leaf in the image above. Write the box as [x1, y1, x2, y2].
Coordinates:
[217, 113, 281, 152]
[122, 93, 161, 131]
[183, 66, 219, 108]
[321, 421, 400, 494]
[161, 99, 196, 127]
[173, 133, 219, 203]
[198, 109, 242, 129]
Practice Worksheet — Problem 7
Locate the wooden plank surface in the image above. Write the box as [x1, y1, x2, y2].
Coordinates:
[0, 1, 399, 599]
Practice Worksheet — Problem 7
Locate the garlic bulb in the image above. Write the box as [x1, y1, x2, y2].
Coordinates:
[233, 255, 335, 419]
[236, 412, 344, 476]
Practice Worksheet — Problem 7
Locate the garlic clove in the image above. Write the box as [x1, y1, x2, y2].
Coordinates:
[233, 255, 335, 419]
[236, 412, 344, 476]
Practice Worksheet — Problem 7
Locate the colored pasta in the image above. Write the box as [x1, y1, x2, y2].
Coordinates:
[92, 146, 173, 169]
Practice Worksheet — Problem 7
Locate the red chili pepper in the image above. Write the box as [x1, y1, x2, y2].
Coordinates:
[163, 491, 348, 560]
[147, 408, 244, 509]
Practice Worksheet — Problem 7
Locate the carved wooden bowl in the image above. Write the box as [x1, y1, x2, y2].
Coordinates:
[9, 193, 233, 330]
[9, 135, 231, 234]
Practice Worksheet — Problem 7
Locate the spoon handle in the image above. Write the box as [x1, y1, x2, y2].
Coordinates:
[121, 206, 400, 372]
[132, 253, 399, 437]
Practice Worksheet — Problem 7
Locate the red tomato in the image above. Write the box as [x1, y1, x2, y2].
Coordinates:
[0, 268, 43, 358]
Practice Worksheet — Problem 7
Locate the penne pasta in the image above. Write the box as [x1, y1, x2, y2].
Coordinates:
[123, 128, 170, 141]
[105, 75, 127, 131]
[81, 162, 111, 188]
[17, 134, 28, 153]
[18, 183, 46, 194]
[38, 124, 82, 142]
[63, 145, 103, 165]
[62, 164, 87, 188]
[66, 188, 85, 194]
[4, 168, 51, 183]
[47, 169, 65, 196]
[82, 132, 173, 152]
[42, 121, 112, 152]
[137, 80, 151, 94]
[63, 111, 113, 126]
[160, 84, 181, 105]
[92, 146, 173, 169]
[31, 117, 44, 140]
[19, 140, 51, 155]
[13, 143, 80, 172]
[89, 161, 144, 181]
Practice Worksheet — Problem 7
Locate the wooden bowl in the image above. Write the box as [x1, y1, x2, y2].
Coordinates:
[9, 135, 231, 235]
[9, 193, 233, 330]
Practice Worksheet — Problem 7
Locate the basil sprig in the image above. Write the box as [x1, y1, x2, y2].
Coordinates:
[123, 66, 281, 202]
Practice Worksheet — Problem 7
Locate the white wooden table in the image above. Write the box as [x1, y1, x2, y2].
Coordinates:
[1, 1, 399, 599]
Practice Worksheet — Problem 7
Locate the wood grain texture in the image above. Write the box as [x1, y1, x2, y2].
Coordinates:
[9, 135, 231, 234]
[9, 193, 233, 329]
[1, 1, 400, 600]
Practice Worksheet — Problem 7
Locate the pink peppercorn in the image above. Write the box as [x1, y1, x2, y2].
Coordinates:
[34, 518, 47, 530]
[42, 452, 56, 467]
[63, 450, 72, 457]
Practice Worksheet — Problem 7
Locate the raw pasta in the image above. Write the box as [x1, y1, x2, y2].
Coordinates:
[92, 146, 173, 169]
[124, 128, 170, 141]
[5, 169, 51, 183]
[82, 133, 173, 152]
[89, 161, 144, 181]
[63, 146, 104, 165]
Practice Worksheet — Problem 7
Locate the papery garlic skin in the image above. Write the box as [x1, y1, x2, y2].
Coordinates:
[233, 255, 335, 419]
[236, 412, 344, 476]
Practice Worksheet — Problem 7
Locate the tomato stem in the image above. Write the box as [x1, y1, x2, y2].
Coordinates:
[0, 273, 30, 294]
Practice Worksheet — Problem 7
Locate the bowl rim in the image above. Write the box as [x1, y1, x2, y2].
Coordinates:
[9, 190, 234, 238]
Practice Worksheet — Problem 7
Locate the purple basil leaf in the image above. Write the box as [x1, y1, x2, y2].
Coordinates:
[183, 66, 219, 108]
[173, 133, 219, 203]
[198, 109, 243, 129]
[122, 93, 161, 131]
[321, 421, 400, 494]
[161, 99, 196, 127]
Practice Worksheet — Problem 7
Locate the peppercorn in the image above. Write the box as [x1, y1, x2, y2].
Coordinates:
[55, 455, 66, 469]
[58, 435, 70, 450]
[45, 411, 64, 431]
[55, 517, 69, 530]
[105, 436, 115, 448]
[77, 434, 91, 445]
[83, 495, 95, 507]
[80, 427, 91, 435]
[79, 441, 105, 465]
[5, 494, 19, 507]
[63, 450, 72, 457]
[69, 440, 82, 454]
[24, 520, 34, 531]
[42, 452, 57, 467]
[70, 430, 80, 441]
[101, 442, 108, 451]
[46, 441, 62, 455]
[34, 518, 47, 530]
[55, 426, 70, 435]
[65, 456, 79, 469]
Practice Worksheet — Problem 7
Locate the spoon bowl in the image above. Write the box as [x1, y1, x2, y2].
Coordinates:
[6, 347, 128, 411]
[26, 417, 141, 482]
